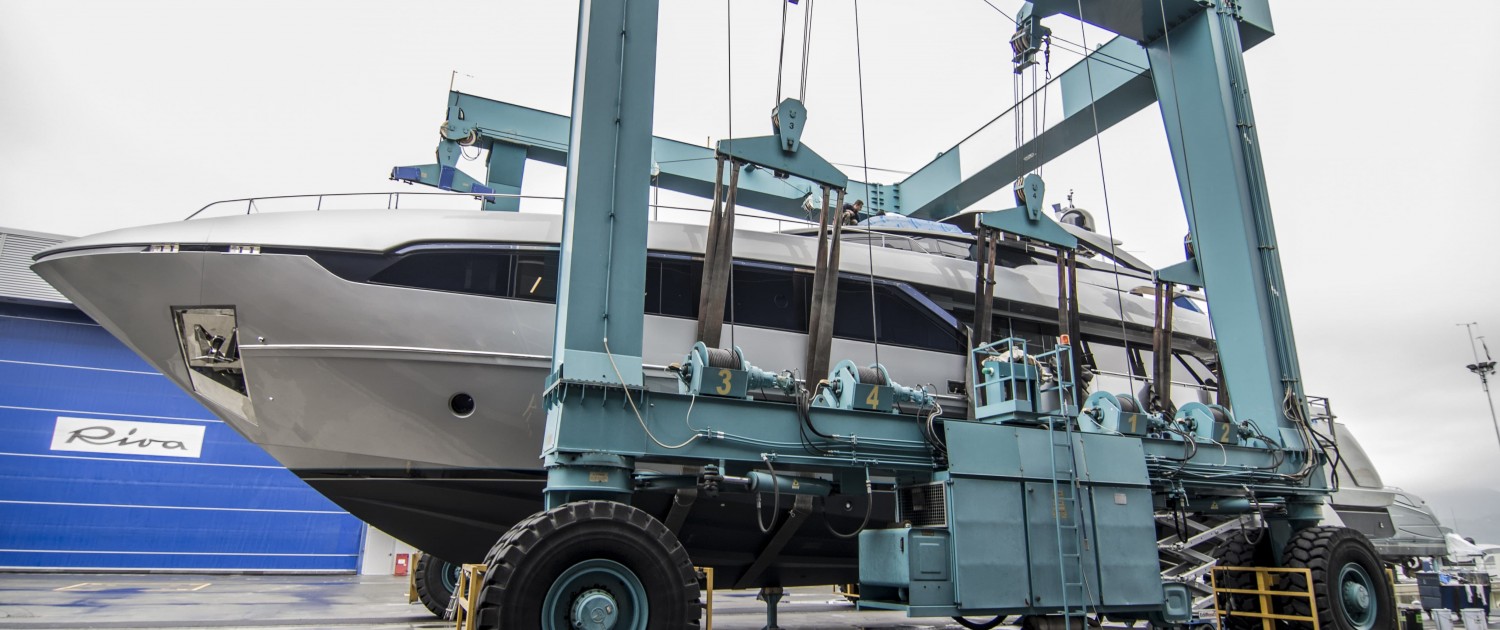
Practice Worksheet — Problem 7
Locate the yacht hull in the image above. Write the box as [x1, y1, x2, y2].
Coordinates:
[33, 211, 966, 586]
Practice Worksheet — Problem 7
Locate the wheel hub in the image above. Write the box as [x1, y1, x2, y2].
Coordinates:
[571, 589, 618, 629]
[1344, 580, 1370, 610]
[542, 558, 648, 630]
[1337, 563, 1378, 630]
[443, 562, 461, 593]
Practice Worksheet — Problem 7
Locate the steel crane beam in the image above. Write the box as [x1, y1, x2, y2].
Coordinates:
[896, 36, 1153, 221]
[547, 0, 660, 392]
[397, 36, 1169, 222]
[394, 91, 827, 217]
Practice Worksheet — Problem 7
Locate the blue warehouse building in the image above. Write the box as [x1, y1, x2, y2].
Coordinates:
[0, 228, 368, 572]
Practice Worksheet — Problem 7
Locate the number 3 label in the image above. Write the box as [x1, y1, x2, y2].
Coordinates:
[715, 368, 733, 395]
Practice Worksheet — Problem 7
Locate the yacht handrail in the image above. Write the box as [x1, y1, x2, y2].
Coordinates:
[186, 192, 961, 251]
[184, 192, 827, 235]
[646, 202, 819, 233]
[837, 227, 942, 257]
[185, 192, 565, 220]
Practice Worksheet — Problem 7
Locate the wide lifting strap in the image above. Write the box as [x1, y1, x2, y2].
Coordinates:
[1056, 246, 1082, 400]
[969, 225, 1000, 420]
[1150, 279, 1177, 415]
[695, 156, 742, 347]
[804, 186, 846, 382]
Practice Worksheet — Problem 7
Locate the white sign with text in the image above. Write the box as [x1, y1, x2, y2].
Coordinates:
[50, 417, 206, 458]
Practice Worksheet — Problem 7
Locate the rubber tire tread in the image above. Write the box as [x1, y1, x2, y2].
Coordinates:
[952, 615, 1007, 629]
[474, 500, 701, 629]
[1278, 525, 1395, 630]
[412, 553, 457, 618]
[1212, 532, 1273, 630]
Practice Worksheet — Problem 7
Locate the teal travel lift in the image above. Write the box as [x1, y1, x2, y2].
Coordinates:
[466, 2, 1393, 629]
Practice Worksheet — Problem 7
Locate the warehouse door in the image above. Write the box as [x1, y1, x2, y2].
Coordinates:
[0, 303, 364, 571]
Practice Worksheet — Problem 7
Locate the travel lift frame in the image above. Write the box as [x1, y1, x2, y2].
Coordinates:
[391, 35, 1172, 222]
[461, 2, 1392, 629]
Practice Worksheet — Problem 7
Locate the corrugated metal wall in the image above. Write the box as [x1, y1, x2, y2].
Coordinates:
[0, 231, 68, 304]
[0, 302, 364, 571]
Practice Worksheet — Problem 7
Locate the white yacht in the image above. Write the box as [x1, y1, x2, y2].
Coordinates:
[30, 198, 1297, 596]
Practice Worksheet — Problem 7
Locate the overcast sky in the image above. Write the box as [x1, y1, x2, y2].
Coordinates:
[2, 2, 1497, 540]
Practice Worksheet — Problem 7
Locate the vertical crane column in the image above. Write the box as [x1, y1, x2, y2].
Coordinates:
[542, 0, 660, 508]
[1146, 4, 1309, 447]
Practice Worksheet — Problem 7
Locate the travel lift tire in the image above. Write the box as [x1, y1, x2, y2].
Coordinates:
[413, 553, 462, 618]
[953, 615, 1008, 630]
[474, 500, 702, 630]
[1278, 526, 1396, 630]
[1212, 531, 1275, 630]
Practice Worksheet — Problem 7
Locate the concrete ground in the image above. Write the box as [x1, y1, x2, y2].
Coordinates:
[0, 572, 1494, 630]
[0, 573, 975, 629]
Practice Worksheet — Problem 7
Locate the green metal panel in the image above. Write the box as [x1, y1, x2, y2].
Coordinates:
[1088, 486, 1160, 606]
[715, 135, 848, 191]
[1015, 428, 1060, 482]
[481, 141, 526, 211]
[700, 367, 750, 399]
[543, 387, 936, 470]
[1024, 480, 1100, 610]
[944, 422, 1023, 478]
[1074, 433, 1150, 487]
[850, 383, 894, 412]
[1027, 0, 1272, 47]
[859, 528, 954, 609]
[950, 478, 1030, 609]
[1060, 37, 1150, 120]
[859, 528, 912, 587]
[912, 532, 949, 581]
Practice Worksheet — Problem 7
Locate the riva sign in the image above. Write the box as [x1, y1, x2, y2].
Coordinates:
[50, 417, 206, 459]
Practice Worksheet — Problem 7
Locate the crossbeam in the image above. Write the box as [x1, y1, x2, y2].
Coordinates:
[394, 91, 837, 218]
[896, 36, 1153, 220]
[398, 35, 1170, 222]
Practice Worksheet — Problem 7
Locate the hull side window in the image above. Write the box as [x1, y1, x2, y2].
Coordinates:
[370, 252, 513, 297]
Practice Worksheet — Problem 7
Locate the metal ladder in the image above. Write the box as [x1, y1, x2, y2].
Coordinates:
[1038, 345, 1089, 627]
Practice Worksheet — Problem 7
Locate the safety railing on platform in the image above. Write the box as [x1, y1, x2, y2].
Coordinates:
[1210, 566, 1320, 630]
[451, 563, 487, 630]
[407, 551, 422, 606]
[697, 566, 715, 630]
[971, 337, 1036, 418]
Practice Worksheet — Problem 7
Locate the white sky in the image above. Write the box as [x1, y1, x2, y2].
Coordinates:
[2, 1, 1498, 538]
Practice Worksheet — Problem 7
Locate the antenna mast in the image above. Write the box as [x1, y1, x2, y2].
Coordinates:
[1459, 322, 1500, 454]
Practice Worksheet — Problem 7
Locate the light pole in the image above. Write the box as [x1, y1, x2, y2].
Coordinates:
[1459, 323, 1500, 454]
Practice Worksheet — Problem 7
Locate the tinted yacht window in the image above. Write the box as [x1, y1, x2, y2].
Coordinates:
[646, 255, 701, 318]
[362, 248, 963, 354]
[729, 263, 810, 333]
[370, 253, 513, 297]
[835, 280, 964, 353]
[513, 253, 558, 302]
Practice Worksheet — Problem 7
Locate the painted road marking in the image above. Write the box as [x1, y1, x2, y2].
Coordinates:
[55, 582, 212, 592]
